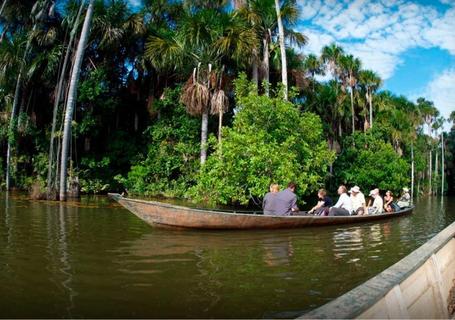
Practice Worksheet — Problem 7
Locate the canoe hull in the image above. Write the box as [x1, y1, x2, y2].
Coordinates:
[108, 193, 413, 230]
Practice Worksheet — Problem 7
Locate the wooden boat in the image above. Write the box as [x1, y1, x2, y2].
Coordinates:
[108, 193, 413, 230]
[300, 220, 455, 319]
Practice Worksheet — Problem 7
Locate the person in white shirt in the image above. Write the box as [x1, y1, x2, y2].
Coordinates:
[329, 185, 353, 216]
[349, 185, 366, 215]
[367, 188, 383, 215]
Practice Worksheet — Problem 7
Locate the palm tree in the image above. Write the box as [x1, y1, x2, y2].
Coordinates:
[339, 54, 361, 134]
[358, 69, 382, 129]
[432, 116, 445, 194]
[417, 97, 438, 195]
[47, 0, 86, 198]
[321, 43, 344, 79]
[5, 0, 46, 190]
[59, 0, 95, 201]
[237, 0, 305, 95]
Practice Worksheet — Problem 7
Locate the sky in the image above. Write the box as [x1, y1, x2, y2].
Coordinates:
[127, 0, 454, 131]
[297, 0, 455, 131]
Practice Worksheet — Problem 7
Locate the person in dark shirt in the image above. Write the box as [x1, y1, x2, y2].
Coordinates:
[273, 182, 299, 216]
[263, 183, 280, 215]
[308, 188, 333, 216]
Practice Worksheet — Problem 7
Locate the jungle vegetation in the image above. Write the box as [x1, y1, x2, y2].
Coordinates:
[0, 0, 453, 206]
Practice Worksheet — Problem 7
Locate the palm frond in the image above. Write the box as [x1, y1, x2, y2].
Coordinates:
[210, 89, 228, 115]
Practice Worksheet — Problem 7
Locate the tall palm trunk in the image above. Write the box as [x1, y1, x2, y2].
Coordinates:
[429, 149, 432, 195]
[262, 37, 269, 96]
[434, 139, 439, 195]
[350, 84, 355, 134]
[200, 110, 208, 164]
[47, 0, 85, 197]
[0, 0, 8, 17]
[252, 60, 258, 87]
[59, 0, 94, 201]
[368, 89, 373, 129]
[411, 142, 414, 205]
[274, 0, 287, 100]
[441, 133, 444, 195]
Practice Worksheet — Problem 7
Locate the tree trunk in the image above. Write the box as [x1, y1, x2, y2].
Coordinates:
[200, 110, 208, 164]
[434, 140, 439, 195]
[218, 109, 223, 152]
[262, 37, 269, 96]
[350, 84, 355, 134]
[47, 0, 85, 198]
[441, 133, 444, 195]
[252, 60, 258, 88]
[429, 149, 432, 195]
[0, 0, 8, 17]
[368, 89, 373, 129]
[275, 0, 288, 100]
[59, 0, 94, 201]
[411, 142, 414, 205]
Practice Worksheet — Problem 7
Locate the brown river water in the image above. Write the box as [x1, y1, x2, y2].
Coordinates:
[0, 193, 454, 318]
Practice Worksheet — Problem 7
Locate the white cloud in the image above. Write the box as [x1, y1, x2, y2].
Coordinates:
[297, 0, 455, 81]
[420, 68, 455, 131]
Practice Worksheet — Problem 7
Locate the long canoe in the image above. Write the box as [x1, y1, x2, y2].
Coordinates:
[108, 193, 413, 230]
[300, 220, 455, 319]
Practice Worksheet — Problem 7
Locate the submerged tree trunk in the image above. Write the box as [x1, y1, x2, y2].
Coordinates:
[47, 0, 85, 198]
[59, 0, 94, 201]
[275, 0, 288, 100]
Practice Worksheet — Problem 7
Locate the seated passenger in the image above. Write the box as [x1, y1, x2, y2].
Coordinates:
[329, 185, 353, 216]
[367, 188, 383, 214]
[273, 182, 299, 216]
[383, 190, 394, 213]
[308, 189, 332, 216]
[397, 187, 411, 208]
[263, 183, 280, 215]
[349, 186, 366, 215]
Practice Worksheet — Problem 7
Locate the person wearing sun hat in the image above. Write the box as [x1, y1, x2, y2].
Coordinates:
[397, 187, 411, 208]
[367, 188, 383, 215]
[349, 185, 366, 215]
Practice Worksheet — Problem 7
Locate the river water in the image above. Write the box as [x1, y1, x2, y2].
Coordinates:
[0, 194, 454, 318]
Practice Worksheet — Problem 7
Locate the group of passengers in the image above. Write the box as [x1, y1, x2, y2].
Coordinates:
[263, 182, 411, 216]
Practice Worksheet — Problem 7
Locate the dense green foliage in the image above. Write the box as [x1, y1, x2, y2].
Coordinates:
[191, 75, 334, 205]
[334, 133, 410, 194]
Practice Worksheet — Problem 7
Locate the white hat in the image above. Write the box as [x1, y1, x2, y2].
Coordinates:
[350, 186, 360, 193]
[369, 188, 379, 196]
[403, 187, 409, 192]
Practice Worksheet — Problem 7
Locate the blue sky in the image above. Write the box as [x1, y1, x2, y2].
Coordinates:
[127, 0, 454, 130]
[297, 0, 455, 131]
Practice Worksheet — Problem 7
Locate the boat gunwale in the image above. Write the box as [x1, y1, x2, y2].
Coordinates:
[300, 220, 455, 319]
[108, 193, 413, 220]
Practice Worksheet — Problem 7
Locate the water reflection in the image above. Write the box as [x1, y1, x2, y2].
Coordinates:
[0, 194, 454, 318]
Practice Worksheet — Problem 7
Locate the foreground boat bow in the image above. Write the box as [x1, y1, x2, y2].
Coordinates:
[108, 193, 413, 230]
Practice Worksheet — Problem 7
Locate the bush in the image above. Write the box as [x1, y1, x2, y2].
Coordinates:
[190, 74, 335, 205]
[334, 133, 410, 194]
